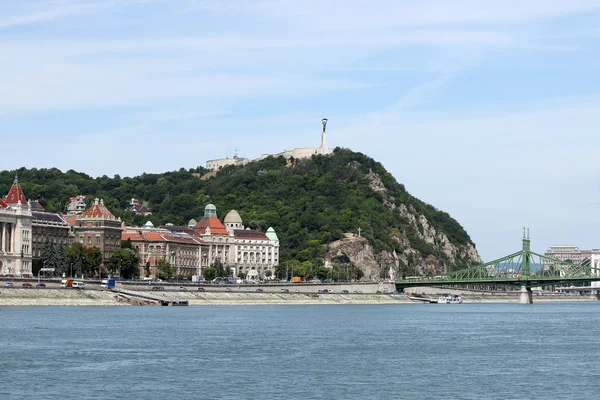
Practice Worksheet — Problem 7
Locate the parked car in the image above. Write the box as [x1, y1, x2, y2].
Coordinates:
[22, 283, 33, 288]
[341, 290, 349, 294]
[197, 287, 205, 292]
[4, 282, 14, 287]
[72, 281, 85, 289]
[152, 286, 165, 291]
[225, 288, 232, 292]
[36, 283, 46, 287]
[280, 288, 289, 293]
[353, 290, 362, 294]
[255, 288, 263, 293]
[318, 289, 330, 293]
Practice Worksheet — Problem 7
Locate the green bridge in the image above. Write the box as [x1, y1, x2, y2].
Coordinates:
[396, 230, 600, 304]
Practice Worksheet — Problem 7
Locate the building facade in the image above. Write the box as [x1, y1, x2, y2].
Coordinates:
[192, 205, 279, 280]
[31, 211, 71, 259]
[73, 198, 123, 265]
[206, 119, 333, 170]
[0, 177, 33, 277]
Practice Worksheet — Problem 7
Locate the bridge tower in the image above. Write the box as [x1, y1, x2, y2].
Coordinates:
[519, 228, 533, 304]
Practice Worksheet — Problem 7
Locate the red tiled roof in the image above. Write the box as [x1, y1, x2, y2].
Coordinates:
[80, 200, 117, 220]
[122, 230, 206, 245]
[193, 217, 229, 235]
[62, 215, 78, 225]
[233, 230, 269, 241]
[0, 198, 7, 208]
[4, 183, 27, 205]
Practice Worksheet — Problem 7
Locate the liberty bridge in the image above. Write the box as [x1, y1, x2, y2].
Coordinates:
[395, 229, 600, 304]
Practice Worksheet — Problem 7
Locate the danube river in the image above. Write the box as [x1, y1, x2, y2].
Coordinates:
[1, 303, 599, 399]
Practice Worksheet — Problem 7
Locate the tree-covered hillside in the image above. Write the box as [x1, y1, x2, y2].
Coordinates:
[1, 148, 475, 270]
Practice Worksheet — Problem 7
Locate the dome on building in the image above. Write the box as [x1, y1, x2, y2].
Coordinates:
[266, 227, 279, 241]
[224, 210, 243, 225]
[144, 221, 154, 227]
[204, 204, 217, 218]
[188, 218, 197, 228]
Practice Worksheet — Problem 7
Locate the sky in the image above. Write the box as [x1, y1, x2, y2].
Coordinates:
[1, 0, 600, 261]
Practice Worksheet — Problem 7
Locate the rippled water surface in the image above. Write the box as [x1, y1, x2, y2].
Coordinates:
[1, 303, 599, 399]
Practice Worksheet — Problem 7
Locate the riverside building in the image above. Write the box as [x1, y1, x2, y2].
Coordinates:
[192, 204, 279, 281]
[0, 176, 33, 277]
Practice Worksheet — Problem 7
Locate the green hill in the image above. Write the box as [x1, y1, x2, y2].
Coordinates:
[1, 148, 480, 278]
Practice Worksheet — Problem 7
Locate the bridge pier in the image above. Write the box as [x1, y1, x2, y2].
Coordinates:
[519, 286, 533, 304]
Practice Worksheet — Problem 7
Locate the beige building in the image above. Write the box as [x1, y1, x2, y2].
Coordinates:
[71, 199, 123, 266]
[192, 204, 279, 280]
[206, 119, 333, 170]
[0, 176, 33, 277]
[122, 227, 206, 279]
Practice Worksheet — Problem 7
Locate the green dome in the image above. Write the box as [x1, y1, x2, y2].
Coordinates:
[204, 204, 217, 218]
[266, 227, 278, 241]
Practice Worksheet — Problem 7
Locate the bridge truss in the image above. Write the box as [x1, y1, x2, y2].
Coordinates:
[396, 230, 600, 290]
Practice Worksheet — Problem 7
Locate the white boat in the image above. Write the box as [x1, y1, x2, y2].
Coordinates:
[437, 293, 462, 304]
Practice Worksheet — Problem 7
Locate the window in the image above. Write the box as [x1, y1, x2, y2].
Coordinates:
[96, 237, 101, 245]
[88, 237, 92, 245]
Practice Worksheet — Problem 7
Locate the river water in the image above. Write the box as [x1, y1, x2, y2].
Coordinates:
[1, 303, 599, 399]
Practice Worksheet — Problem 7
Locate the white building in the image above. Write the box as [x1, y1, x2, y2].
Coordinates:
[206, 119, 333, 170]
[192, 205, 279, 279]
[205, 154, 250, 171]
[0, 176, 33, 277]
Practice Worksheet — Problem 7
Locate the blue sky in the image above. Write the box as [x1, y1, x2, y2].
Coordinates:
[2, 0, 600, 261]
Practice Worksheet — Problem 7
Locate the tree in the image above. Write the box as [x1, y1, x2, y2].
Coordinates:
[144, 262, 150, 278]
[203, 267, 216, 281]
[156, 258, 173, 280]
[85, 247, 103, 277]
[41, 236, 59, 275]
[108, 248, 141, 279]
[65, 243, 103, 277]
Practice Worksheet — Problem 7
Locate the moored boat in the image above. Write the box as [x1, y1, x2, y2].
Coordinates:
[437, 293, 462, 304]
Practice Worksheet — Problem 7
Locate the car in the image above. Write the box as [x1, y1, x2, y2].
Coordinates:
[152, 286, 165, 291]
[36, 283, 46, 287]
[280, 288, 289, 293]
[383, 288, 391, 293]
[255, 288, 263, 293]
[4, 282, 14, 287]
[225, 288, 232, 292]
[197, 287, 205, 292]
[318, 289, 329, 293]
[72, 281, 85, 289]
[341, 290, 349, 294]
[353, 290, 362, 294]
[22, 283, 33, 288]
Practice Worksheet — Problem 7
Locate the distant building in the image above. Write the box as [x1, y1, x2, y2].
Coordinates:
[66, 195, 86, 215]
[544, 246, 594, 265]
[205, 154, 250, 171]
[544, 245, 600, 287]
[0, 176, 32, 277]
[126, 198, 151, 215]
[205, 119, 333, 170]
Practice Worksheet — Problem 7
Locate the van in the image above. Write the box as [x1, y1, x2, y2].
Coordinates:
[72, 281, 85, 289]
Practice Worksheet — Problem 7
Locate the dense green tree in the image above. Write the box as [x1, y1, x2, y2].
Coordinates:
[203, 267, 216, 281]
[1, 149, 477, 273]
[156, 258, 173, 280]
[108, 248, 141, 279]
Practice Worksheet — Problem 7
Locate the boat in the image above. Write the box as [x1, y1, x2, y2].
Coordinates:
[437, 293, 462, 304]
